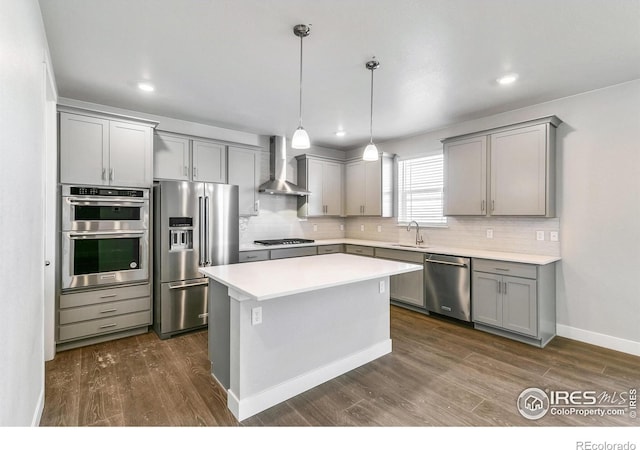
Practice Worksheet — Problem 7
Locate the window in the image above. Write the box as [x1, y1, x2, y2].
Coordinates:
[397, 153, 447, 225]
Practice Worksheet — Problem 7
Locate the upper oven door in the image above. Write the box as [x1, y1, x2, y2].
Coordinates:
[62, 195, 149, 231]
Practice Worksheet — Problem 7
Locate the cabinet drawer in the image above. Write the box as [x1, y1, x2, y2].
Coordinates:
[58, 310, 151, 342]
[472, 259, 537, 279]
[270, 246, 317, 260]
[59, 297, 150, 325]
[345, 245, 374, 257]
[317, 244, 344, 254]
[375, 248, 425, 263]
[60, 283, 151, 309]
[239, 250, 270, 263]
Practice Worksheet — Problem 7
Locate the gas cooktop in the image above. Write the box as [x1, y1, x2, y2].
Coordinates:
[254, 238, 315, 246]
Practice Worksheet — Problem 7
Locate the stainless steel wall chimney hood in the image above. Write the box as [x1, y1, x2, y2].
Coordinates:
[258, 136, 311, 196]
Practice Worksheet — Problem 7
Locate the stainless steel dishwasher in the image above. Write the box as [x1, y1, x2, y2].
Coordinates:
[424, 253, 471, 322]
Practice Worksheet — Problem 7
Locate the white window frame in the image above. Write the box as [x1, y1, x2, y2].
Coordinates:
[396, 152, 447, 227]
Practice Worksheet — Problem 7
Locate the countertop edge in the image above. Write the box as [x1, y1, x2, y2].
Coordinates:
[240, 239, 561, 265]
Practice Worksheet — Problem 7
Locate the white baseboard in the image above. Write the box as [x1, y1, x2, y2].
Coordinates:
[32, 387, 44, 426]
[228, 339, 392, 421]
[556, 324, 640, 357]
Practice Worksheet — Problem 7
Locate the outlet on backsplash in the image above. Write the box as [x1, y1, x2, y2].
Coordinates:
[313, 224, 318, 232]
[360, 225, 365, 232]
[377, 225, 382, 232]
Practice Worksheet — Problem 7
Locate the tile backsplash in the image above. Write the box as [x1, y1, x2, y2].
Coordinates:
[241, 195, 560, 256]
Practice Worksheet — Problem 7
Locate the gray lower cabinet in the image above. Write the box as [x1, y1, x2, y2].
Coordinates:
[269, 246, 317, 260]
[239, 250, 270, 263]
[472, 259, 556, 347]
[344, 244, 375, 256]
[374, 248, 425, 309]
[57, 283, 152, 349]
[317, 244, 344, 254]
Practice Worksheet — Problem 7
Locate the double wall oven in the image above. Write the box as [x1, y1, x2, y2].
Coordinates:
[60, 185, 150, 291]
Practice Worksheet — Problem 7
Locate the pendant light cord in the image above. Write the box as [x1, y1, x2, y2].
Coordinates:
[298, 35, 304, 127]
[369, 67, 374, 144]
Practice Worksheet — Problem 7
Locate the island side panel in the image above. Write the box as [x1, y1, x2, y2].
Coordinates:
[208, 279, 231, 389]
[228, 277, 392, 420]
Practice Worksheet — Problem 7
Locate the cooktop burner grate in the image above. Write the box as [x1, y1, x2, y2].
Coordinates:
[254, 238, 315, 246]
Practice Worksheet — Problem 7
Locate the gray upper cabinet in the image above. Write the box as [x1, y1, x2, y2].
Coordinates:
[153, 132, 190, 181]
[153, 133, 230, 184]
[228, 146, 261, 216]
[442, 116, 561, 217]
[59, 109, 155, 187]
[443, 136, 487, 215]
[296, 155, 344, 217]
[192, 139, 226, 183]
[345, 153, 395, 217]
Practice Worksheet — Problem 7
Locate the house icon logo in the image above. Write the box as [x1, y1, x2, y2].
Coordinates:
[517, 388, 550, 420]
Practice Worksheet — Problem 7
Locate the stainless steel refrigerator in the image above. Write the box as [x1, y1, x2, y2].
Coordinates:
[153, 181, 239, 339]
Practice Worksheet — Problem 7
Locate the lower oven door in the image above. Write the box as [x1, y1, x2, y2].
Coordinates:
[61, 230, 149, 290]
[158, 279, 209, 338]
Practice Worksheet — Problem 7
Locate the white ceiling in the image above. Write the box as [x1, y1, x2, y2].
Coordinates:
[39, 0, 640, 149]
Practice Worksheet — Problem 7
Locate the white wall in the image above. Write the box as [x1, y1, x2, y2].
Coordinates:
[0, 0, 53, 425]
[347, 80, 640, 355]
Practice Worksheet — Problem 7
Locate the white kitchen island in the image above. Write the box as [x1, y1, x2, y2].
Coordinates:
[198, 253, 422, 421]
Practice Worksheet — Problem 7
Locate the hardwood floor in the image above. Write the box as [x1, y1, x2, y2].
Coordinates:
[40, 305, 640, 427]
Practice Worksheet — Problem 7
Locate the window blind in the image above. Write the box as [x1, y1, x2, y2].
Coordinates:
[397, 154, 447, 225]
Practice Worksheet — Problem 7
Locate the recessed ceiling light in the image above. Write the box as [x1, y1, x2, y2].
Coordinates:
[137, 82, 155, 92]
[335, 130, 346, 137]
[497, 73, 518, 85]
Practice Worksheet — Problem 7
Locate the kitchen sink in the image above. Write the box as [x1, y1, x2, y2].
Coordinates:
[391, 244, 428, 249]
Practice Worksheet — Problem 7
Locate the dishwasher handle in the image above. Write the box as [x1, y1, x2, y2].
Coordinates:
[424, 259, 468, 268]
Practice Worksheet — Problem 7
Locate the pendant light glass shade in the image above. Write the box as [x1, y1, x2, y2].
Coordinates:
[363, 59, 380, 161]
[363, 143, 379, 161]
[292, 24, 311, 150]
[292, 126, 310, 149]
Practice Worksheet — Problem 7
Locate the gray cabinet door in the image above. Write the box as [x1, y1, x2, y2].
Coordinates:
[109, 120, 152, 187]
[363, 159, 381, 215]
[490, 124, 547, 215]
[192, 139, 226, 183]
[443, 136, 487, 215]
[323, 161, 343, 216]
[472, 271, 502, 327]
[228, 146, 260, 216]
[154, 133, 190, 180]
[345, 161, 365, 216]
[389, 268, 424, 307]
[59, 112, 109, 185]
[502, 275, 537, 336]
[307, 158, 325, 216]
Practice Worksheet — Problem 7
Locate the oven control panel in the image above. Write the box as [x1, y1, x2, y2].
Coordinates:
[69, 186, 146, 197]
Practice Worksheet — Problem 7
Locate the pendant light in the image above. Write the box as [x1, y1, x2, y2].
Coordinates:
[291, 24, 311, 149]
[363, 59, 380, 161]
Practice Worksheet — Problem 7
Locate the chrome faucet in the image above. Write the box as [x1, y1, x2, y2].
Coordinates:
[407, 221, 424, 246]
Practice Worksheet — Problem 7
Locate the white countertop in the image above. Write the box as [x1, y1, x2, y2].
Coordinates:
[241, 238, 561, 265]
[199, 253, 423, 301]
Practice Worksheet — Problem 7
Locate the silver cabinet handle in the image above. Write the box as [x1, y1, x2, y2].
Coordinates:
[99, 323, 117, 329]
[102, 168, 107, 181]
[99, 294, 118, 299]
[245, 255, 258, 260]
[498, 281, 501, 294]
[424, 259, 468, 268]
[109, 168, 114, 181]
[198, 313, 208, 319]
[494, 268, 510, 272]
[254, 200, 260, 212]
[99, 309, 118, 314]
[481, 200, 485, 212]
[503, 282, 507, 295]
[491, 200, 495, 212]
[193, 166, 198, 179]
[184, 166, 188, 177]
[169, 280, 208, 289]
[198, 196, 204, 265]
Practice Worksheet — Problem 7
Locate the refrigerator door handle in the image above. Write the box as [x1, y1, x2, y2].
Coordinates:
[198, 196, 204, 266]
[204, 195, 210, 266]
